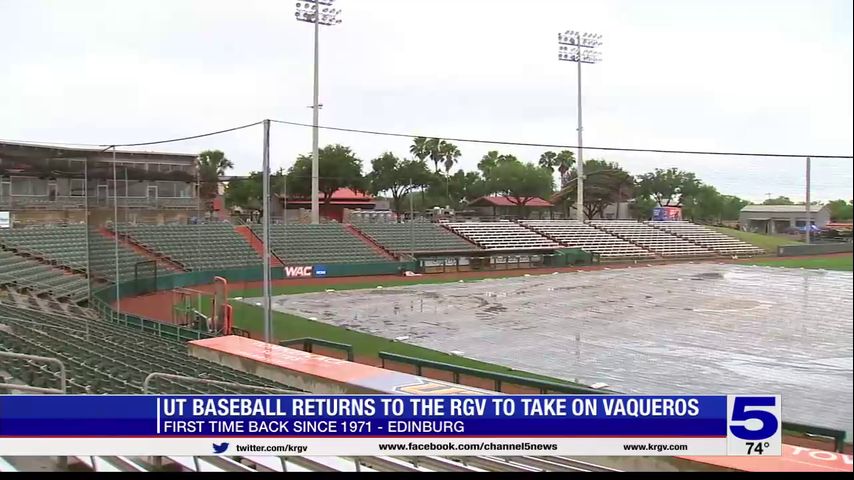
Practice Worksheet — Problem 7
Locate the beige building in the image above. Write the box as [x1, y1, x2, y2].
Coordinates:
[0, 141, 200, 227]
[739, 204, 831, 234]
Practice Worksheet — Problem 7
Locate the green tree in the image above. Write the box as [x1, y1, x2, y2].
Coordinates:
[558, 160, 633, 219]
[720, 195, 750, 221]
[630, 195, 658, 220]
[538, 150, 576, 186]
[367, 153, 434, 214]
[286, 144, 363, 204]
[636, 168, 701, 207]
[828, 199, 854, 221]
[225, 173, 262, 212]
[409, 137, 430, 164]
[683, 185, 724, 223]
[762, 196, 795, 205]
[447, 170, 489, 207]
[485, 158, 554, 215]
[223, 169, 286, 219]
[225, 172, 261, 210]
[478, 151, 501, 174]
[478, 151, 518, 177]
[197, 150, 234, 211]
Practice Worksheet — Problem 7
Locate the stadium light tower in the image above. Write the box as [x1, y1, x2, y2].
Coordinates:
[558, 30, 602, 221]
[295, 0, 342, 224]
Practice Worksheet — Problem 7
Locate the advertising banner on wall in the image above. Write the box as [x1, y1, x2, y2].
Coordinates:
[283, 266, 313, 278]
[652, 206, 683, 221]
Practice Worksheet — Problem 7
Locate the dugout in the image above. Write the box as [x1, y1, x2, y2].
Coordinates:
[550, 248, 599, 266]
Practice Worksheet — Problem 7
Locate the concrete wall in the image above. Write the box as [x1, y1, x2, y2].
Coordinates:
[778, 243, 853, 256]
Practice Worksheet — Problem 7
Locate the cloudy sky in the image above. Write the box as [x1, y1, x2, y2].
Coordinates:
[1, 0, 852, 202]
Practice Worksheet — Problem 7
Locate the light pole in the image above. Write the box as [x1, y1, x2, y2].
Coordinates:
[558, 30, 602, 221]
[295, 0, 342, 224]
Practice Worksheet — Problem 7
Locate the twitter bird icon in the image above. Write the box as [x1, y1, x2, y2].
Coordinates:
[212, 442, 229, 454]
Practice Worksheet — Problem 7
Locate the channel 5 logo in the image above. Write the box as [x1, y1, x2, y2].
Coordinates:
[726, 395, 782, 456]
[728, 396, 779, 440]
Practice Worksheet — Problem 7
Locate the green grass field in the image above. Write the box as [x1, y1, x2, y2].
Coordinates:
[233, 276, 497, 298]
[744, 255, 853, 271]
[708, 226, 801, 252]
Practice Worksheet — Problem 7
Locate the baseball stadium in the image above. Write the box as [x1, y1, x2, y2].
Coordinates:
[0, 138, 851, 473]
[2, 0, 854, 472]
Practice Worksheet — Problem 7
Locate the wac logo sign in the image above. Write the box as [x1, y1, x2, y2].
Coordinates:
[284, 266, 313, 278]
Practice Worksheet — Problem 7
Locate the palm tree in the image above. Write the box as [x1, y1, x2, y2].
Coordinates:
[426, 137, 444, 172]
[438, 142, 461, 202]
[197, 150, 234, 215]
[555, 150, 575, 187]
[409, 137, 429, 165]
[538, 151, 558, 171]
[440, 142, 461, 175]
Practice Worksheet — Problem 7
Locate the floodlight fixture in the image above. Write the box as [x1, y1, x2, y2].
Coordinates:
[558, 30, 603, 49]
[295, 0, 343, 26]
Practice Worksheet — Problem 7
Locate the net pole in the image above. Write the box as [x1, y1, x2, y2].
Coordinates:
[262, 119, 272, 343]
[409, 177, 414, 258]
[112, 146, 121, 314]
[83, 155, 91, 339]
[124, 166, 129, 225]
[805, 157, 811, 245]
[84, 154, 92, 305]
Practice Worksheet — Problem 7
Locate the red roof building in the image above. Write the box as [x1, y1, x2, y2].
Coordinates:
[467, 195, 554, 219]
[277, 187, 376, 222]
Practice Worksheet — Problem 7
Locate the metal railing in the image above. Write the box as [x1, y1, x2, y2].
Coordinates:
[280, 338, 355, 361]
[0, 350, 66, 393]
[782, 421, 848, 453]
[378, 352, 609, 395]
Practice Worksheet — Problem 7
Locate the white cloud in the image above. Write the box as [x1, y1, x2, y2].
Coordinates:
[0, 0, 851, 201]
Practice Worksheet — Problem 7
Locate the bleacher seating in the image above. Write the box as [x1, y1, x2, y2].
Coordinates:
[646, 221, 764, 256]
[353, 222, 481, 255]
[588, 220, 716, 258]
[0, 288, 96, 318]
[0, 225, 161, 282]
[121, 224, 260, 270]
[520, 220, 656, 260]
[0, 251, 88, 302]
[443, 221, 561, 250]
[251, 224, 389, 264]
[0, 303, 297, 394]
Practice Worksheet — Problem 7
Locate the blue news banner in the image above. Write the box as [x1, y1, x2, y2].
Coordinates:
[0, 395, 782, 457]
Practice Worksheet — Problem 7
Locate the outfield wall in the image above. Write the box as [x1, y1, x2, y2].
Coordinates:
[778, 243, 853, 256]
